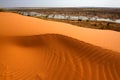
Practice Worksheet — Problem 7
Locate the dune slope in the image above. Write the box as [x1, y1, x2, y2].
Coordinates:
[0, 34, 120, 80]
[0, 12, 120, 52]
[0, 12, 120, 80]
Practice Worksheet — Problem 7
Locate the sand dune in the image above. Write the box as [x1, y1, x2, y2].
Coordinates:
[0, 12, 120, 52]
[0, 12, 120, 80]
[0, 34, 120, 80]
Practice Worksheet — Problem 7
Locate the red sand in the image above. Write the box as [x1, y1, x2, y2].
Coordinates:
[0, 12, 120, 80]
[0, 12, 120, 52]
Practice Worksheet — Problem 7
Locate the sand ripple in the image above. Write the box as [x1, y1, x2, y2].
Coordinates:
[0, 34, 120, 80]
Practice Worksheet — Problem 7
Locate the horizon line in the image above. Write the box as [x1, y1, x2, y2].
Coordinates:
[1, 6, 120, 9]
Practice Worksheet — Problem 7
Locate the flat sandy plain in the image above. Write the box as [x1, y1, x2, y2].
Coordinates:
[0, 12, 120, 80]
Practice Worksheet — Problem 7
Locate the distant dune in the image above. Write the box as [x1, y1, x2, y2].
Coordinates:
[0, 12, 120, 80]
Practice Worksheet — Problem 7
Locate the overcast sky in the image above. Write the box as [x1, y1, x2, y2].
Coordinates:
[0, 0, 120, 8]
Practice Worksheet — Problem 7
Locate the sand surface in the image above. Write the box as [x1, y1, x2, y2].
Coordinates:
[0, 12, 120, 52]
[0, 12, 120, 80]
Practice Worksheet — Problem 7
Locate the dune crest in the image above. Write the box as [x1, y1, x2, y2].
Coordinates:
[0, 12, 120, 52]
[0, 12, 120, 80]
[0, 34, 120, 80]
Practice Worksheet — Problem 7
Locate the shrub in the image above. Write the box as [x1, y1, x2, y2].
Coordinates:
[0, 8, 5, 12]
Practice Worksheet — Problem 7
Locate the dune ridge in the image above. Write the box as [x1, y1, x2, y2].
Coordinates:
[0, 34, 120, 80]
[0, 12, 120, 52]
[0, 12, 120, 80]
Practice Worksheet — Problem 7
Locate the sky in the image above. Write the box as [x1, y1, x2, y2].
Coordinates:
[0, 0, 120, 8]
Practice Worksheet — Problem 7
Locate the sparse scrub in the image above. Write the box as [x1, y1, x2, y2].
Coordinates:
[0, 8, 5, 12]
[10, 8, 120, 31]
